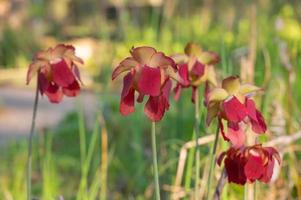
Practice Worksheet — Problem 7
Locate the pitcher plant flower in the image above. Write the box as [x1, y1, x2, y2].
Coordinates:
[217, 144, 281, 185]
[26, 44, 83, 200]
[27, 44, 84, 103]
[112, 46, 182, 122]
[206, 75, 266, 148]
[172, 42, 220, 103]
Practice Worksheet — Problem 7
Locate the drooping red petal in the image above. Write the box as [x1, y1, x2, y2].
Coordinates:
[223, 96, 247, 123]
[174, 84, 182, 101]
[120, 73, 135, 115]
[136, 93, 144, 103]
[226, 126, 246, 149]
[219, 118, 229, 141]
[63, 80, 80, 97]
[44, 83, 63, 103]
[191, 86, 197, 103]
[225, 154, 247, 185]
[250, 110, 267, 134]
[244, 155, 265, 182]
[260, 159, 275, 183]
[178, 63, 190, 86]
[38, 72, 50, 95]
[245, 98, 257, 120]
[144, 96, 166, 121]
[191, 61, 205, 77]
[137, 66, 161, 96]
[51, 59, 75, 87]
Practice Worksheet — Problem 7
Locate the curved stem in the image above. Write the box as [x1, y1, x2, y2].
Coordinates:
[27, 80, 39, 200]
[151, 122, 160, 200]
[206, 125, 220, 200]
[194, 88, 200, 199]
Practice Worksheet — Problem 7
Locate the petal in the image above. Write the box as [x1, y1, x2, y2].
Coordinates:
[38, 72, 50, 95]
[251, 110, 267, 134]
[184, 43, 202, 57]
[219, 118, 229, 141]
[208, 88, 229, 103]
[199, 51, 220, 65]
[144, 96, 166, 121]
[222, 96, 247, 123]
[63, 80, 81, 97]
[178, 63, 190, 86]
[226, 126, 246, 149]
[120, 88, 135, 115]
[225, 154, 247, 185]
[239, 84, 262, 97]
[149, 52, 176, 69]
[245, 98, 257, 120]
[191, 86, 197, 103]
[120, 72, 135, 115]
[130, 46, 156, 65]
[206, 102, 220, 126]
[51, 59, 75, 87]
[137, 93, 145, 103]
[112, 57, 138, 80]
[174, 84, 182, 101]
[44, 83, 63, 103]
[217, 151, 227, 166]
[260, 159, 275, 183]
[244, 155, 265, 181]
[73, 65, 83, 84]
[137, 66, 161, 96]
[222, 76, 241, 95]
[27, 60, 49, 84]
[191, 61, 205, 77]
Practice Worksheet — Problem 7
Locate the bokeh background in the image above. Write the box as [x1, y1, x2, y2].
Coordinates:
[0, 0, 301, 199]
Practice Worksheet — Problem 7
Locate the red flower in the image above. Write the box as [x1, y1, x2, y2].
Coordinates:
[207, 76, 266, 148]
[218, 145, 281, 185]
[112, 46, 180, 121]
[172, 43, 220, 103]
[27, 44, 83, 103]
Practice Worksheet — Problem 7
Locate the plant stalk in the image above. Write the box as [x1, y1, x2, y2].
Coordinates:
[151, 122, 160, 200]
[194, 88, 200, 199]
[27, 79, 40, 200]
[206, 125, 220, 200]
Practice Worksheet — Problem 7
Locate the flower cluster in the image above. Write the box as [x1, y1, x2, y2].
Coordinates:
[206, 76, 281, 184]
[112, 46, 181, 121]
[172, 43, 220, 103]
[27, 44, 83, 103]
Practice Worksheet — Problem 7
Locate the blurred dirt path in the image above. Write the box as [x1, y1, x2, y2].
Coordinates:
[0, 86, 97, 145]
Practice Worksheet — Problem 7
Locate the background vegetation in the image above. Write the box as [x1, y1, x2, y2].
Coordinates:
[0, 0, 301, 199]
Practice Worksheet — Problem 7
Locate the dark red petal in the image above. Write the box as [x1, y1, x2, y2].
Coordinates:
[51, 59, 75, 87]
[223, 96, 247, 123]
[120, 73, 135, 115]
[38, 72, 50, 95]
[120, 88, 135, 115]
[178, 63, 190, 86]
[63, 80, 80, 97]
[137, 93, 144, 103]
[245, 98, 257, 120]
[144, 96, 167, 121]
[250, 110, 267, 134]
[174, 84, 182, 101]
[217, 151, 227, 166]
[225, 154, 247, 185]
[138, 66, 161, 96]
[44, 83, 63, 103]
[191, 61, 205, 77]
[260, 159, 275, 183]
[244, 155, 265, 182]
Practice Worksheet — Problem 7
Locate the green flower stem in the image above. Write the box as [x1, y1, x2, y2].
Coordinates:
[194, 88, 200, 199]
[206, 125, 220, 200]
[27, 80, 40, 200]
[151, 122, 160, 200]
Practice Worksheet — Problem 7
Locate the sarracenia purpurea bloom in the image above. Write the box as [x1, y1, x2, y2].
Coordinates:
[27, 44, 84, 103]
[172, 42, 220, 103]
[112, 46, 183, 122]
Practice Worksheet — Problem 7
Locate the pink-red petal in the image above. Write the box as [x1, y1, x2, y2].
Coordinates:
[51, 59, 75, 87]
[223, 96, 247, 123]
[137, 66, 161, 96]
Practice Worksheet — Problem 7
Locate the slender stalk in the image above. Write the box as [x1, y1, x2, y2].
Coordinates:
[194, 88, 200, 199]
[205, 125, 220, 200]
[27, 80, 40, 200]
[151, 122, 160, 200]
